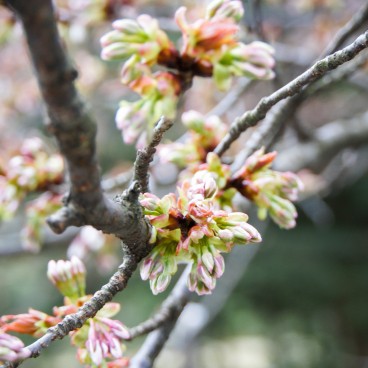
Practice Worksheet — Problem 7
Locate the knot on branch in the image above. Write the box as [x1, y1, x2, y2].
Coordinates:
[47, 206, 84, 234]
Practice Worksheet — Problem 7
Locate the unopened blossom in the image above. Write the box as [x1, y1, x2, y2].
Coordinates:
[140, 167, 261, 295]
[47, 256, 86, 301]
[21, 191, 62, 252]
[0, 309, 60, 337]
[0, 137, 64, 221]
[101, 14, 173, 65]
[175, 5, 240, 59]
[71, 303, 130, 367]
[214, 41, 275, 90]
[0, 333, 30, 363]
[231, 148, 304, 229]
[116, 72, 181, 146]
[6, 137, 64, 191]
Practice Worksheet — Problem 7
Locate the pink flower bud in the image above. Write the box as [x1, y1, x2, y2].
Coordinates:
[47, 257, 86, 300]
[140, 257, 154, 281]
[197, 263, 216, 290]
[202, 250, 215, 273]
[213, 253, 225, 278]
[150, 273, 171, 295]
[0, 333, 30, 362]
[217, 228, 234, 241]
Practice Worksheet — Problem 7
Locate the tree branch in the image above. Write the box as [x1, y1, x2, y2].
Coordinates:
[322, 1, 368, 57]
[214, 30, 368, 157]
[133, 117, 173, 194]
[230, 4, 368, 167]
[275, 110, 368, 172]
[129, 267, 191, 368]
[5, 0, 151, 256]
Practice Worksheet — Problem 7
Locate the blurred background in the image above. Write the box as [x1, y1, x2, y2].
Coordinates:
[1, 0, 368, 367]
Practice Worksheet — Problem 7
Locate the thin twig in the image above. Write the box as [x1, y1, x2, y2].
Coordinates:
[231, 51, 368, 172]
[133, 117, 173, 193]
[232, 3, 368, 165]
[305, 50, 368, 97]
[322, 1, 368, 57]
[214, 31, 368, 157]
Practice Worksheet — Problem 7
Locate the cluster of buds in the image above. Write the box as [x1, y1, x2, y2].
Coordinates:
[101, 14, 182, 146]
[230, 148, 304, 229]
[159, 110, 228, 170]
[0, 309, 60, 338]
[21, 191, 62, 252]
[140, 168, 261, 295]
[0, 333, 30, 364]
[0, 257, 130, 367]
[175, 0, 275, 90]
[100, 0, 275, 146]
[71, 303, 130, 367]
[213, 41, 275, 90]
[101, 15, 174, 67]
[0, 137, 64, 221]
[115, 72, 181, 146]
[141, 148, 303, 294]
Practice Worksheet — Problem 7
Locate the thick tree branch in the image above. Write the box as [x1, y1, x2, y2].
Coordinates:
[5, 0, 151, 256]
[214, 30, 368, 157]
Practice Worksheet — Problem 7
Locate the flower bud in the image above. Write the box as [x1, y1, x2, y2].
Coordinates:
[197, 263, 216, 290]
[202, 250, 215, 273]
[0, 333, 30, 363]
[213, 253, 225, 278]
[150, 273, 171, 295]
[47, 256, 86, 300]
[101, 14, 171, 65]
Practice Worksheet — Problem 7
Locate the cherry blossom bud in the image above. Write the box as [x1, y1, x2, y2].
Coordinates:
[150, 273, 171, 295]
[231, 148, 302, 229]
[175, 6, 239, 58]
[217, 228, 234, 241]
[78, 313, 129, 367]
[140, 257, 155, 281]
[47, 256, 86, 300]
[101, 15, 171, 65]
[213, 252, 225, 278]
[0, 333, 30, 363]
[0, 309, 60, 337]
[197, 263, 216, 290]
[202, 250, 215, 273]
[214, 41, 275, 90]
